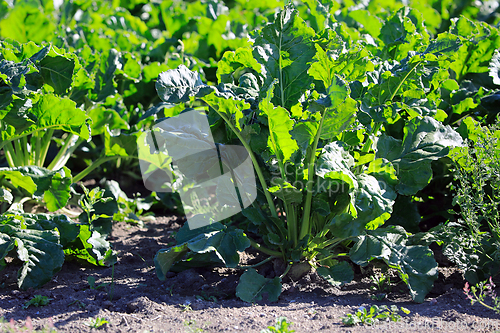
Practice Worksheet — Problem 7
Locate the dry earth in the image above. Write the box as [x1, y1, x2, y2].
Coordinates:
[1, 216, 500, 333]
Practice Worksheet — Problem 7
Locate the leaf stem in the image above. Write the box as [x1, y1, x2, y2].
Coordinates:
[204, 100, 279, 218]
[247, 237, 283, 258]
[361, 122, 382, 153]
[4, 142, 17, 167]
[279, 263, 292, 279]
[73, 156, 119, 182]
[238, 256, 275, 269]
[299, 109, 326, 240]
[39, 129, 55, 167]
[14, 140, 25, 166]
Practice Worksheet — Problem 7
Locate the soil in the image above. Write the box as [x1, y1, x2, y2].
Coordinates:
[1, 216, 500, 333]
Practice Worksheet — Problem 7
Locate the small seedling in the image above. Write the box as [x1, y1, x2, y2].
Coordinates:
[23, 295, 52, 309]
[195, 291, 217, 303]
[370, 293, 387, 301]
[370, 273, 391, 292]
[261, 317, 295, 333]
[179, 301, 192, 312]
[84, 317, 108, 329]
[341, 304, 410, 326]
[184, 319, 204, 333]
[87, 264, 116, 301]
[87, 276, 107, 290]
[166, 284, 175, 296]
[68, 300, 86, 309]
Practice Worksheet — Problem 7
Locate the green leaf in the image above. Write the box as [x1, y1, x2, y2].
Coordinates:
[350, 226, 438, 303]
[0, 212, 111, 289]
[317, 261, 353, 286]
[154, 243, 189, 280]
[0, 94, 91, 143]
[320, 97, 356, 141]
[39, 55, 75, 95]
[0, 166, 72, 211]
[0, 2, 55, 43]
[236, 269, 281, 302]
[348, 10, 382, 38]
[88, 105, 130, 135]
[187, 228, 250, 268]
[268, 178, 303, 204]
[154, 224, 250, 279]
[253, 6, 316, 109]
[217, 47, 261, 84]
[42, 166, 72, 212]
[259, 83, 299, 162]
[329, 173, 397, 239]
[201, 91, 249, 132]
[316, 142, 357, 191]
[64, 224, 116, 267]
[376, 117, 463, 195]
[156, 64, 207, 104]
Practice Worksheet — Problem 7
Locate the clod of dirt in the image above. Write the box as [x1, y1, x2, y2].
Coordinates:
[173, 269, 205, 287]
[126, 296, 152, 313]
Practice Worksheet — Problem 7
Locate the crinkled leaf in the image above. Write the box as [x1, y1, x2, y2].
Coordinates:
[316, 142, 357, 190]
[253, 6, 316, 109]
[329, 173, 396, 239]
[350, 226, 438, 303]
[0, 188, 13, 204]
[201, 91, 249, 131]
[0, 166, 72, 211]
[217, 47, 261, 84]
[156, 65, 207, 103]
[490, 49, 500, 85]
[0, 212, 113, 289]
[155, 223, 250, 279]
[376, 116, 463, 195]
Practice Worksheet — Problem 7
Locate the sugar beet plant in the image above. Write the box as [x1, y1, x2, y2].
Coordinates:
[152, 5, 468, 303]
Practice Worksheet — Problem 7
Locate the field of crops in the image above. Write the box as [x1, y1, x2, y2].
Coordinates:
[1, 0, 500, 332]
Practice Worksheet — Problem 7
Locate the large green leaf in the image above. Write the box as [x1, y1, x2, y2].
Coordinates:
[376, 116, 463, 195]
[253, 6, 316, 109]
[39, 55, 75, 95]
[0, 94, 90, 143]
[0, 212, 114, 289]
[329, 173, 397, 239]
[316, 261, 354, 287]
[0, 166, 72, 211]
[259, 83, 298, 162]
[155, 224, 250, 280]
[349, 226, 438, 303]
[316, 141, 357, 191]
[154, 243, 189, 280]
[236, 269, 281, 302]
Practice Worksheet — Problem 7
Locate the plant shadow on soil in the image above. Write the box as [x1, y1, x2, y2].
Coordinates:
[1, 216, 500, 332]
